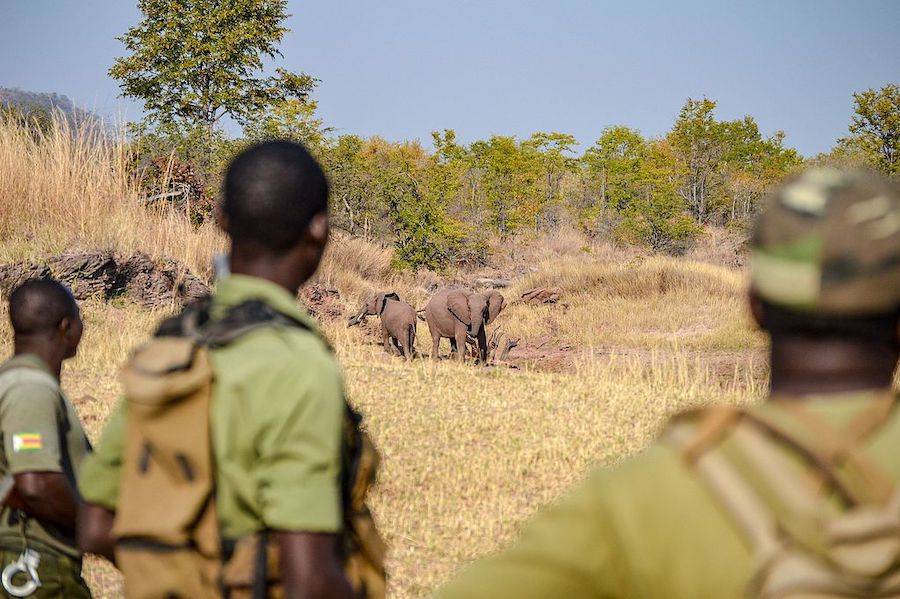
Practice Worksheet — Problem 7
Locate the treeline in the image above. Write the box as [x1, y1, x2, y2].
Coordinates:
[5, 0, 896, 270]
[305, 97, 803, 267]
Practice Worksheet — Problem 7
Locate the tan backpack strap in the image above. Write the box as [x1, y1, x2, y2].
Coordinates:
[677, 408, 742, 465]
[740, 410, 862, 507]
[668, 422, 782, 558]
[779, 399, 895, 506]
[844, 392, 897, 444]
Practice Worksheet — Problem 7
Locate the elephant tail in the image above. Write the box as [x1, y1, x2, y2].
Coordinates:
[407, 323, 416, 356]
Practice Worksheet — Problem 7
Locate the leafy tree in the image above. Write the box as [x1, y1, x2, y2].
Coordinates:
[667, 98, 730, 223]
[110, 0, 316, 173]
[243, 99, 330, 150]
[582, 127, 646, 231]
[840, 84, 899, 175]
[470, 136, 543, 236]
[524, 132, 578, 228]
[617, 141, 699, 253]
[320, 135, 377, 237]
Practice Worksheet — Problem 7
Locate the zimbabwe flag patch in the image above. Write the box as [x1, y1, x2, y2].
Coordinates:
[12, 433, 43, 452]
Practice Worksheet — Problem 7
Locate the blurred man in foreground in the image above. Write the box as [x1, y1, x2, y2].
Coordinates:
[78, 141, 385, 598]
[0, 279, 92, 598]
[436, 168, 900, 598]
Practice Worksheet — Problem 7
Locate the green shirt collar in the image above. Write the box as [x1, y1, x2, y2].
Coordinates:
[212, 274, 318, 331]
[3, 353, 54, 377]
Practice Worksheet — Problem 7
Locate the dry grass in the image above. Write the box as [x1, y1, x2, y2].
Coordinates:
[0, 115, 766, 598]
[0, 115, 223, 276]
[495, 254, 763, 356]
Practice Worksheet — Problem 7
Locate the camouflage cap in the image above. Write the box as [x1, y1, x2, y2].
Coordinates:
[751, 168, 900, 316]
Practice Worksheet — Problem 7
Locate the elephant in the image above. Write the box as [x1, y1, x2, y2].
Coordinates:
[423, 288, 505, 362]
[348, 292, 417, 359]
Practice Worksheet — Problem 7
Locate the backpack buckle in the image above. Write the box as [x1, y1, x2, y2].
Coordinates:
[1, 548, 41, 597]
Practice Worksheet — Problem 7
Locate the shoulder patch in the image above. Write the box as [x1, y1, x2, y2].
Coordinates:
[12, 433, 43, 452]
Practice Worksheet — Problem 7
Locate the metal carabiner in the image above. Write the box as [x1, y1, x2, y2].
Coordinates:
[1, 548, 42, 597]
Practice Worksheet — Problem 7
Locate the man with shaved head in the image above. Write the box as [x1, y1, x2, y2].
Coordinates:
[0, 278, 92, 597]
[79, 141, 384, 598]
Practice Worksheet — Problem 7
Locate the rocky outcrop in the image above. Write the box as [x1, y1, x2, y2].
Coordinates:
[0, 250, 209, 309]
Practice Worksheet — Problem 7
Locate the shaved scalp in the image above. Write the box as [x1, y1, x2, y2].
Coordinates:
[8, 278, 79, 337]
[222, 140, 329, 252]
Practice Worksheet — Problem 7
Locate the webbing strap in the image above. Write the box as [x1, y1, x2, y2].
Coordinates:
[741, 410, 861, 507]
[679, 408, 742, 465]
[781, 397, 896, 506]
[668, 423, 782, 558]
[730, 424, 826, 517]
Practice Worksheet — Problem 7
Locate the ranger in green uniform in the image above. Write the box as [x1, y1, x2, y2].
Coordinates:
[0, 278, 92, 598]
[78, 141, 359, 598]
[436, 168, 900, 598]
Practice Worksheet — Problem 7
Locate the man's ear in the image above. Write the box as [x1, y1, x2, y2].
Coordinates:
[307, 213, 329, 247]
[57, 316, 71, 338]
[748, 290, 766, 330]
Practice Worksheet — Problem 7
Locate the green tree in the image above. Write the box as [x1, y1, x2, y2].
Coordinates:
[667, 98, 730, 223]
[524, 132, 578, 228]
[840, 84, 899, 175]
[110, 0, 315, 173]
[470, 136, 542, 236]
[617, 141, 699, 253]
[582, 126, 646, 231]
[243, 99, 330, 150]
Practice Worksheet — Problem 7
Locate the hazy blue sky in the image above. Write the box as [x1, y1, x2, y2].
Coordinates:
[1, 1, 898, 156]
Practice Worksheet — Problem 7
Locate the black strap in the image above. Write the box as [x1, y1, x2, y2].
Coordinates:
[252, 530, 268, 599]
[155, 298, 315, 348]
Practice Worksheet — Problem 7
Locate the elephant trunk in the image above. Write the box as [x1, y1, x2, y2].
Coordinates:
[347, 308, 366, 327]
[471, 311, 488, 363]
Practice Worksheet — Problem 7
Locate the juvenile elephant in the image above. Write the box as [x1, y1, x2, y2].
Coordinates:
[424, 288, 505, 362]
[348, 292, 418, 359]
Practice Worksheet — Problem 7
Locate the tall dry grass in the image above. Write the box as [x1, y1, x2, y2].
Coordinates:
[0, 115, 223, 275]
[0, 115, 405, 302]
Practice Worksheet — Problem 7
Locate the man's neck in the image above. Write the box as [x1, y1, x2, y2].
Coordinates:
[228, 248, 310, 296]
[13, 342, 64, 380]
[769, 335, 897, 396]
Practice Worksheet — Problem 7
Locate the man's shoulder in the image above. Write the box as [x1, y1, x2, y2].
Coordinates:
[0, 357, 60, 402]
[210, 322, 342, 393]
[584, 441, 698, 505]
[217, 321, 335, 362]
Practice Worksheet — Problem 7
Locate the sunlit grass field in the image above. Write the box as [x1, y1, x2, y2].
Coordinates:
[0, 115, 766, 597]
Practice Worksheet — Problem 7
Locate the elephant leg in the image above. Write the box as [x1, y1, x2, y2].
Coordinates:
[391, 337, 403, 356]
[449, 337, 458, 358]
[454, 327, 468, 362]
[382, 328, 393, 354]
[430, 330, 441, 360]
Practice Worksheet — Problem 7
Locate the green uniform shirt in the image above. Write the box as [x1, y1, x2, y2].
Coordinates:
[0, 354, 91, 558]
[436, 390, 900, 599]
[78, 274, 345, 538]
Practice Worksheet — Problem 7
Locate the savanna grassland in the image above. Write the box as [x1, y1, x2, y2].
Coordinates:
[0, 117, 767, 597]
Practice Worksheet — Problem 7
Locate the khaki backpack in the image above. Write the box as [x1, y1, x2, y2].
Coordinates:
[667, 395, 900, 598]
[111, 299, 387, 599]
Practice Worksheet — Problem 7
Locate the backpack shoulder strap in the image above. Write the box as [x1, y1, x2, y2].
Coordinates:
[201, 299, 313, 347]
[667, 419, 782, 559]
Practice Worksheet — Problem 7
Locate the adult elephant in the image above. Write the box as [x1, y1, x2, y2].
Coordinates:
[424, 288, 505, 362]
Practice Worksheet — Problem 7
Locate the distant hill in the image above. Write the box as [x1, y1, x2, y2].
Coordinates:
[0, 87, 99, 123]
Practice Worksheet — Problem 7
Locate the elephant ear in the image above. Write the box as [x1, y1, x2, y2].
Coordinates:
[486, 291, 505, 324]
[376, 293, 389, 315]
[446, 290, 471, 326]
